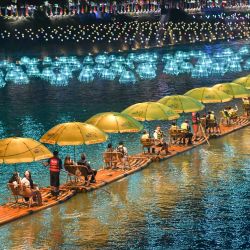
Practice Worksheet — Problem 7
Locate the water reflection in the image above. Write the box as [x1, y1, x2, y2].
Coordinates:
[0, 127, 249, 248]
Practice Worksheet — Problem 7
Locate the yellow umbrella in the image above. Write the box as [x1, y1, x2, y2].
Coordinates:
[121, 102, 180, 121]
[40, 122, 108, 145]
[85, 112, 143, 133]
[158, 95, 205, 113]
[213, 82, 249, 98]
[184, 87, 232, 103]
[0, 137, 53, 164]
[232, 76, 250, 89]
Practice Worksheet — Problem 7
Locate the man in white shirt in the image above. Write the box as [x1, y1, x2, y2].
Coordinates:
[153, 126, 164, 146]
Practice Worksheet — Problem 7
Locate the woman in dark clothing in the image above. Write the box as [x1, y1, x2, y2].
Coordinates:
[8, 172, 20, 184]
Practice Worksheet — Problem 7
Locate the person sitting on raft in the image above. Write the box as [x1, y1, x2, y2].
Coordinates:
[169, 122, 180, 144]
[8, 172, 21, 188]
[77, 153, 97, 183]
[242, 97, 250, 116]
[169, 122, 179, 131]
[141, 130, 152, 154]
[180, 120, 193, 145]
[64, 155, 75, 166]
[64, 155, 81, 176]
[228, 105, 238, 121]
[153, 126, 165, 146]
[21, 170, 42, 206]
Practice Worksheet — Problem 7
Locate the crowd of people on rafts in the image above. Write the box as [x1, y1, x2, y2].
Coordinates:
[8, 170, 42, 206]
[7, 141, 129, 205]
[8, 150, 99, 206]
[141, 98, 250, 155]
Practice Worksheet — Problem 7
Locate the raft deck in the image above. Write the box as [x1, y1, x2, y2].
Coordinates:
[0, 116, 249, 226]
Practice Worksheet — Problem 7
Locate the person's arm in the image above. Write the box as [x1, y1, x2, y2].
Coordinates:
[124, 147, 128, 155]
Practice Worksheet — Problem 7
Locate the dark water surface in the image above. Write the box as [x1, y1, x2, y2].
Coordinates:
[0, 127, 249, 249]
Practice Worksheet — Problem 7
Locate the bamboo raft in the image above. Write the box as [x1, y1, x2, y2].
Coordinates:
[0, 116, 249, 226]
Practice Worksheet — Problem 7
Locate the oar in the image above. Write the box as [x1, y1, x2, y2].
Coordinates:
[199, 123, 210, 145]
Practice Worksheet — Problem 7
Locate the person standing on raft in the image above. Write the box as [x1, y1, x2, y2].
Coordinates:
[192, 112, 200, 141]
[43, 150, 62, 196]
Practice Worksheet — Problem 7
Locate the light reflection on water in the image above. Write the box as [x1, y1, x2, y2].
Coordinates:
[0, 127, 249, 249]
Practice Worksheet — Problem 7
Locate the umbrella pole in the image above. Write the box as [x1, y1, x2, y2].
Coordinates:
[74, 146, 76, 163]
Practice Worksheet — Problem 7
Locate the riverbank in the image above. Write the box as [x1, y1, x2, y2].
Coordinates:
[0, 115, 249, 227]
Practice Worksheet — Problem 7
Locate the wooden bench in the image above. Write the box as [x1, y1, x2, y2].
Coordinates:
[140, 138, 155, 154]
[103, 151, 123, 169]
[64, 164, 91, 184]
[103, 151, 131, 170]
[7, 183, 34, 207]
[168, 129, 187, 145]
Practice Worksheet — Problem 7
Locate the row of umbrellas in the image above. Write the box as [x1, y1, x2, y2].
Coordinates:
[0, 76, 249, 169]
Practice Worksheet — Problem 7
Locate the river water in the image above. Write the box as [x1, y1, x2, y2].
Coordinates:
[0, 40, 250, 248]
[0, 126, 249, 249]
